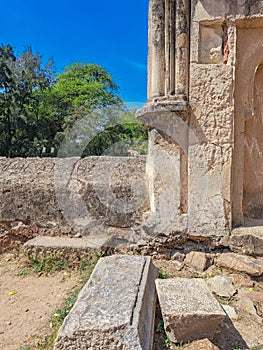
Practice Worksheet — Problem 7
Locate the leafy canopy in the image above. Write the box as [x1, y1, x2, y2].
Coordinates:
[0, 44, 147, 157]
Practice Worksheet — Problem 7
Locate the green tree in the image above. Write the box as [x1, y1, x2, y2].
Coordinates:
[81, 108, 148, 157]
[0, 44, 55, 157]
[50, 62, 125, 155]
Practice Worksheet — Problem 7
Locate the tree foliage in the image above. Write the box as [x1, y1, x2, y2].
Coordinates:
[0, 44, 147, 158]
[0, 45, 55, 156]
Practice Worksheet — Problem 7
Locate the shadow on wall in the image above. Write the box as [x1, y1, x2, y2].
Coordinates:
[195, 0, 262, 17]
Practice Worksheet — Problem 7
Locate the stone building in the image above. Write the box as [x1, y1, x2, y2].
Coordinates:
[137, 0, 263, 240]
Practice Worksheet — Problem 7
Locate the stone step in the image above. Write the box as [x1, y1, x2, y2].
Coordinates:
[156, 278, 225, 343]
[54, 255, 157, 350]
[23, 235, 109, 260]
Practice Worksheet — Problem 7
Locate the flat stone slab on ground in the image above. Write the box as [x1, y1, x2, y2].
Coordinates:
[156, 278, 225, 343]
[54, 255, 157, 350]
[24, 235, 108, 250]
[216, 253, 263, 276]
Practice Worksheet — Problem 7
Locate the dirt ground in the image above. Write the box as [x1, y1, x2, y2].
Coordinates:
[0, 253, 82, 350]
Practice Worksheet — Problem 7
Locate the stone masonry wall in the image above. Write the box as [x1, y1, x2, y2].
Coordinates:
[0, 157, 149, 236]
[188, 0, 263, 235]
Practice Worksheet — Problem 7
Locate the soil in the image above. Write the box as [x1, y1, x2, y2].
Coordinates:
[0, 254, 82, 350]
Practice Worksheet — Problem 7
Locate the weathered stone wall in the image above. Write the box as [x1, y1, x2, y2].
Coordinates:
[189, 0, 263, 234]
[0, 157, 149, 236]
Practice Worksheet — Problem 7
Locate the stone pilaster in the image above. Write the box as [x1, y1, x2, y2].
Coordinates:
[137, 0, 191, 235]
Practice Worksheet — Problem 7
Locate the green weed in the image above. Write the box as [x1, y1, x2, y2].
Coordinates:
[159, 269, 168, 279]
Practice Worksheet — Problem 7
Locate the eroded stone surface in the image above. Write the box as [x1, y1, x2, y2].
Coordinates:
[23, 236, 108, 260]
[207, 275, 237, 298]
[54, 255, 157, 350]
[185, 251, 213, 272]
[216, 253, 263, 276]
[156, 278, 225, 343]
[183, 338, 219, 350]
[0, 157, 148, 235]
[230, 228, 263, 256]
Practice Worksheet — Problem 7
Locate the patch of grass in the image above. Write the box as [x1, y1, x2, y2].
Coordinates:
[159, 269, 168, 279]
[18, 254, 69, 275]
[177, 341, 184, 349]
[162, 335, 171, 348]
[50, 288, 80, 330]
[18, 252, 101, 276]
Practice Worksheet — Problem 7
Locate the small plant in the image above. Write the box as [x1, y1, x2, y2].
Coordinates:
[177, 341, 184, 349]
[232, 342, 244, 350]
[156, 319, 171, 348]
[156, 320, 165, 333]
[163, 335, 171, 348]
[159, 269, 168, 279]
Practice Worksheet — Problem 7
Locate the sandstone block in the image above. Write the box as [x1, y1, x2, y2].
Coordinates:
[206, 275, 237, 298]
[230, 229, 263, 257]
[183, 338, 219, 350]
[216, 253, 263, 276]
[54, 255, 157, 350]
[185, 251, 213, 272]
[156, 278, 225, 343]
[24, 235, 108, 251]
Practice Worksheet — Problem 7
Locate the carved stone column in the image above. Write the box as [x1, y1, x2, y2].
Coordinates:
[137, 0, 191, 236]
[147, 0, 190, 102]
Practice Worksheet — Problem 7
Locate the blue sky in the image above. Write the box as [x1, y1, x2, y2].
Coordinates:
[0, 0, 149, 105]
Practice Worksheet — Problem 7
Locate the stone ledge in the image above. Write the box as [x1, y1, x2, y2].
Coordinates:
[54, 255, 158, 350]
[23, 236, 108, 261]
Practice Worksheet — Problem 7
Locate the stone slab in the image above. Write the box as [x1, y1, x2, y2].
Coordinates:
[54, 255, 158, 350]
[156, 278, 225, 343]
[24, 235, 108, 250]
[230, 227, 263, 257]
[206, 275, 237, 298]
[23, 235, 109, 261]
[216, 253, 263, 276]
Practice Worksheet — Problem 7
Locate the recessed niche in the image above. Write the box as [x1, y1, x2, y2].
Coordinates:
[199, 23, 224, 64]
